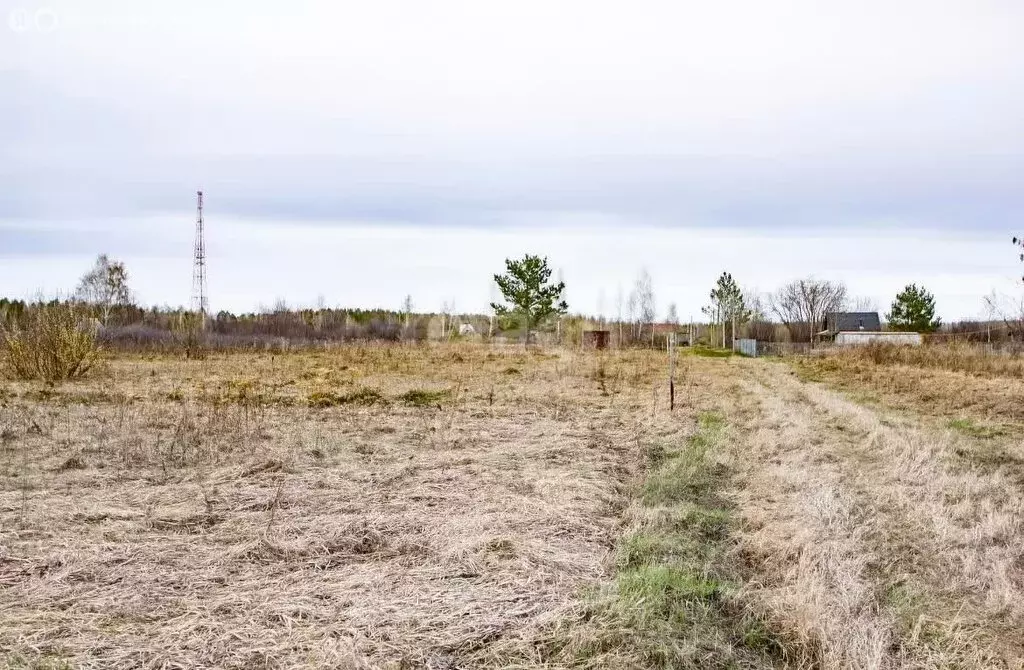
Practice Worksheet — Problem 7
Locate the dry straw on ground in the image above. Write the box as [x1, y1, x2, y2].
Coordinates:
[721, 356, 1024, 669]
[0, 345, 672, 668]
[2, 342, 1022, 668]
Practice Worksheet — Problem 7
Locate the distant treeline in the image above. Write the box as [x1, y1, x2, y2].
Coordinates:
[3, 296, 1021, 352]
[0, 297, 594, 351]
[1, 298, 429, 350]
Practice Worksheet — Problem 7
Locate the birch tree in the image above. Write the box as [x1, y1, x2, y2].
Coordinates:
[76, 254, 132, 326]
[633, 269, 655, 345]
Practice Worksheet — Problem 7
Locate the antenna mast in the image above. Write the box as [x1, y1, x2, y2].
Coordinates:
[191, 190, 208, 319]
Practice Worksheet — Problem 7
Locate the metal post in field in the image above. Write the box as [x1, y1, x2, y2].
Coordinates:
[668, 332, 677, 411]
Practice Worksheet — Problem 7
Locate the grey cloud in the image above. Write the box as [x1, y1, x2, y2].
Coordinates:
[3, 2, 1023, 237]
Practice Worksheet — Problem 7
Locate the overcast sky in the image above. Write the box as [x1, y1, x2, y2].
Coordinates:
[3, 0, 1023, 319]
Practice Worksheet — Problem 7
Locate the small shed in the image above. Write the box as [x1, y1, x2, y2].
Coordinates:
[735, 338, 758, 357]
[583, 330, 610, 350]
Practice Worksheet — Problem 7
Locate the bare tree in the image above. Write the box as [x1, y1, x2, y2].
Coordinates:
[440, 300, 453, 339]
[633, 269, 655, 345]
[626, 286, 639, 341]
[615, 285, 624, 347]
[983, 290, 1024, 340]
[769, 278, 847, 346]
[850, 295, 878, 312]
[701, 303, 719, 347]
[744, 288, 776, 342]
[76, 254, 132, 326]
[401, 295, 413, 333]
[666, 302, 679, 325]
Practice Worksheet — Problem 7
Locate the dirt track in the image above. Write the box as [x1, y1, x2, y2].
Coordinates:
[716, 358, 1024, 669]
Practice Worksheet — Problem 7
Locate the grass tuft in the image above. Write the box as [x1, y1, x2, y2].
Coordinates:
[398, 388, 450, 407]
[56, 455, 87, 472]
[947, 417, 1005, 439]
[307, 387, 384, 408]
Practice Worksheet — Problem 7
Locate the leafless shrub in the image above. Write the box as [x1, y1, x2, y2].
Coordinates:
[1, 303, 100, 382]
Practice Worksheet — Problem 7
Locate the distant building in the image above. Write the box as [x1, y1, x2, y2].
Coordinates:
[652, 322, 689, 345]
[825, 312, 882, 335]
[823, 312, 922, 346]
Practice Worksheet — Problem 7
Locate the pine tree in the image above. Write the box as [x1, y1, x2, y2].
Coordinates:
[491, 255, 568, 344]
[886, 284, 941, 333]
[709, 272, 748, 346]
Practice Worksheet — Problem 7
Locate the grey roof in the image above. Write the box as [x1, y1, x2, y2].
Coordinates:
[827, 312, 881, 333]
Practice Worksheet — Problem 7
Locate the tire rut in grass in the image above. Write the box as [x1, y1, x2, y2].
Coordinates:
[730, 360, 1023, 668]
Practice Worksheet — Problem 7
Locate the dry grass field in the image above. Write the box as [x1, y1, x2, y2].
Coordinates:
[2, 343, 1023, 669]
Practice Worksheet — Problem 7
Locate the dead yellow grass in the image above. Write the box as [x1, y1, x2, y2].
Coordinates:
[838, 342, 1024, 379]
[0, 344, 677, 668]
[718, 358, 1024, 669]
[796, 348, 1024, 426]
[4, 343, 1021, 668]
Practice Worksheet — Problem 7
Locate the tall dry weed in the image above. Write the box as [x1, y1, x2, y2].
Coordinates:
[837, 342, 1024, 378]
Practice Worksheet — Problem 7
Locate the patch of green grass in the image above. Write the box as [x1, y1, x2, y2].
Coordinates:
[669, 503, 732, 541]
[618, 528, 723, 572]
[616, 564, 724, 615]
[398, 388, 450, 407]
[697, 410, 726, 431]
[685, 346, 736, 358]
[644, 442, 669, 467]
[307, 391, 343, 408]
[307, 387, 384, 408]
[344, 388, 385, 406]
[540, 409, 788, 668]
[883, 581, 927, 631]
[641, 412, 726, 507]
[947, 417, 1006, 440]
[737, 616, 789, 658]
[642, 456, 718, 506]
[881, 580, 958, 648]
[2, 655, 74, 670]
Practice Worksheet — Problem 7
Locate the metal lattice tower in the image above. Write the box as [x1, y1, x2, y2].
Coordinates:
[191, 190, 208, 317]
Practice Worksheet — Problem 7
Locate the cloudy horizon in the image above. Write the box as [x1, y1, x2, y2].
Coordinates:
[4, 1, 1024, 320]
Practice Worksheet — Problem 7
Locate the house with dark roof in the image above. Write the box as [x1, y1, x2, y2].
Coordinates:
[824, 312, 881, 335]
[823, 311, 922, 346]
